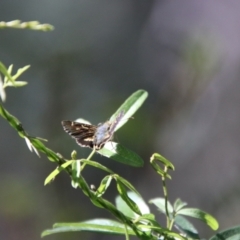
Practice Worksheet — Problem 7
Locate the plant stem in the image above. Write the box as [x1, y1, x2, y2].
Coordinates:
[162, 166, 170, 228]
[80, 148, 96, 171]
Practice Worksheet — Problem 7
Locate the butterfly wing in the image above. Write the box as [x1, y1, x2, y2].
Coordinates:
[93, 122, 111, 149]
[108, 110, 125, 135]
[61, 121, 97, 148]
[93, 111, 125, 149]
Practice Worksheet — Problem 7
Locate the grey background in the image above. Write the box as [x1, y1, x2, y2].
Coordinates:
[1, 1, 240, 239]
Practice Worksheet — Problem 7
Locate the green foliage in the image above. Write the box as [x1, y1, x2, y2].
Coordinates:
[1, 20, 240, 240]
[0, 20, 54, 31]
[0, 63, 29, 102]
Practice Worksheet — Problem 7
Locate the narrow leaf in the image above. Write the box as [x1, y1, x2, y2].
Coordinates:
[134, 224, 186, 240]
[150, 153, 175, 170]
[24, 137, 40, 157]
[116, 182, 142, 216]
[44, 161, 74, 185]
[41, 219, 135, 237]
[209, 226, 240, 240]
[12, 65, 30, 80]
[96, 175, 112, 197]
[177, 208, 219, 230]
[174, 215, 199, 239]
[0, 75, 6, 102]
[173, 198, 188, 212]
[71, 160, 81, 188]
[5, 81, 28, 87]
[115, 195, 136, 219]
[110, 89, 148, 131]
[118, 192, 150, 219]
[81, 159, 114, 174]
[149, 198, 173, 214]
[116, 176, 141, 196]
[150, 160, 171, 178]
[0, 62, 15, 85]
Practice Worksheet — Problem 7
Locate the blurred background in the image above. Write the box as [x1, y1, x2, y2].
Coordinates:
[1, 0, 240, 239]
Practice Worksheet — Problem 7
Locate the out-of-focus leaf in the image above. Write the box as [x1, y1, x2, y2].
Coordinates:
[41, 218, 135, 237]
[99, 142, 144, 167]
[173, 198, 188, 212]
[0, 20, 54, 31]
[0, 75, 6, 101]
[116, 191, 150, 219]
[174, 215, 199, 239]
[0, 62, 15, 85]
[149, 198, 173, 215]
[12, 65, 30, 80]
[5, 81, 28, 87]
[209, 226, 240, 240]
[116, 183, 142, 216]
[177, 208, 219, 230]
[115, 176, 141, 196]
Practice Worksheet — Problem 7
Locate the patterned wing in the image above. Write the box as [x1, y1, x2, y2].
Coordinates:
[93, 111, 125, 149]
[108, 110, 125, 135]
[93, 122, 111, 149]
[61, 121, 97, 148]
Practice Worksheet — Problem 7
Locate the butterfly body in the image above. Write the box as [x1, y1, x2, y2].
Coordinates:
[94, 122, 112, 149]
[62, 111, 124, 150]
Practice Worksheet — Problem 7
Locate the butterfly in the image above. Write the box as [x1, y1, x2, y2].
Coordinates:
[61, 111, 125, 150]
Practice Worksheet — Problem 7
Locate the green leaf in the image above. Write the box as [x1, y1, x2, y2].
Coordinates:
[71, 160, 81, 188]
[115, 191, 150, 219]
[150, 161, 171, 178]
[150, 153, 174, 178]
[81, 159, 114, 174]
[209, 226, 240, 240]
[177, 208, 219, 230]
[116, 182, 142, 216]
[150, 153, 175, 170]
[29, 137, 60, 162]
[41, 218, 135, 237]
[0, 20, 54, 31]
[7, 64, 13, 75]
[174, 215, 199, 239]
[24, 137, 40, 157]
[115, 195, 136, 219]
[0, 103, 24, 131]
[96, 175, 113, 197]
[0, 103, 62, 163]
[44, 161, 74, 185]
[136, 213, 156, 222]
[5, 81, 28, 87]
[149, 198, 173, 215]
[98, 142, 144, 167]
[110, 89, 148, 131]
[173, 198, 188, 213]
[12, 65, 30, 80]
[0, 62, 15, 85]
[133, 224, 186, 240]
[0, 76, 6, 101]
[116, 176, 141, 196]
[133, 214, 157, 234]
[116, 191, 150, 215]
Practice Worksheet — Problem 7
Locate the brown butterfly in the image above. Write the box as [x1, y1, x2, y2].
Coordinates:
[61, 111, 125, 150]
